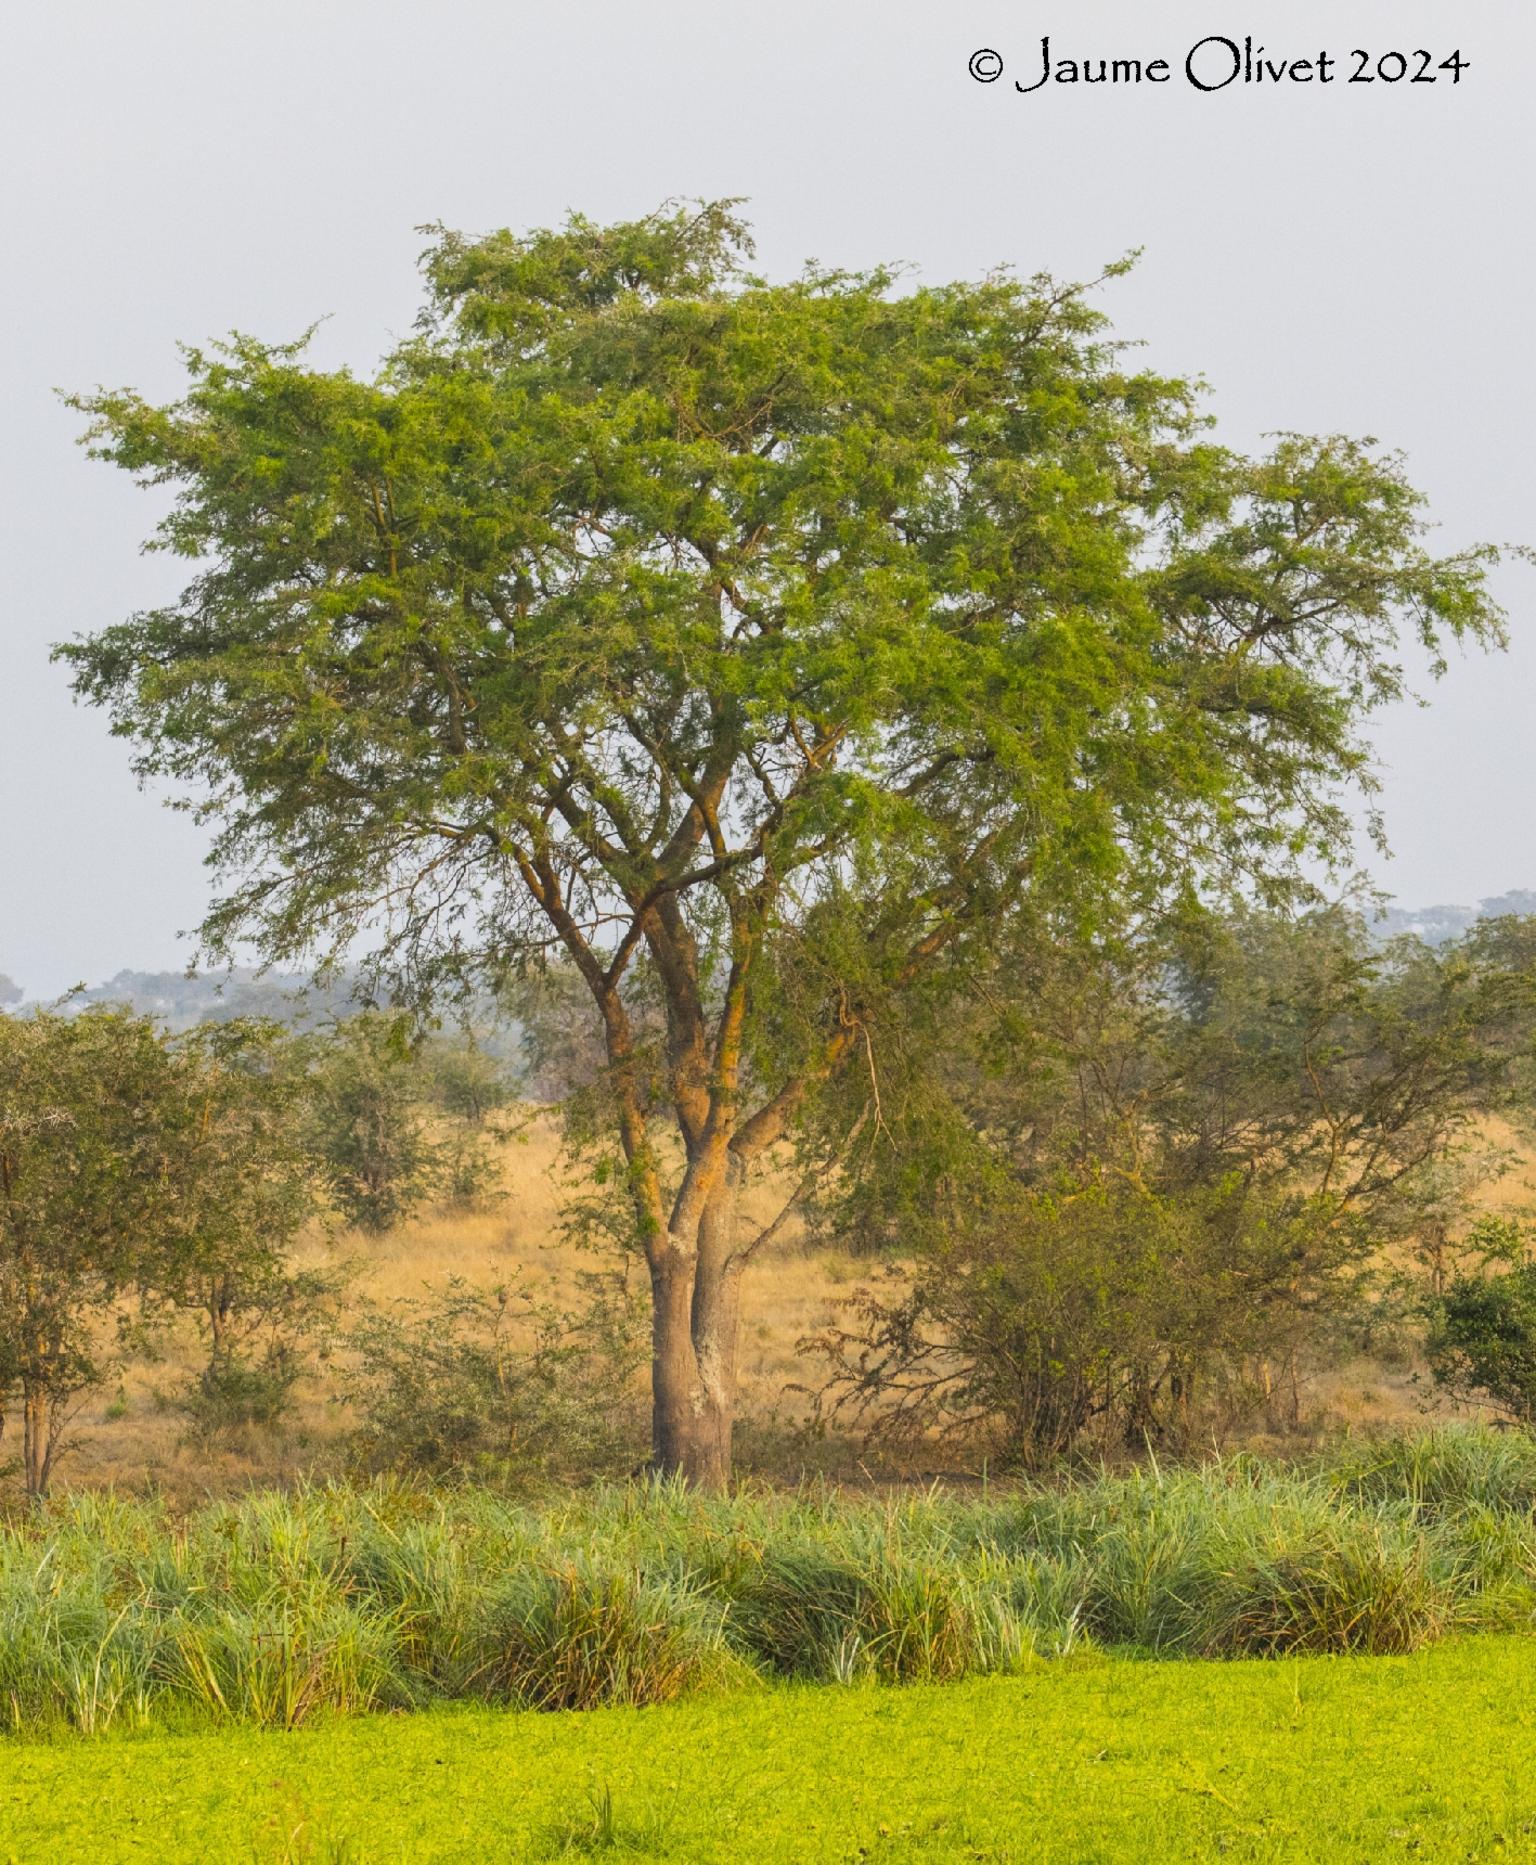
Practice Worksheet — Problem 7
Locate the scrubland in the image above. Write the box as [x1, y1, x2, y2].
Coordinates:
[52, 1112, 1536, 1500]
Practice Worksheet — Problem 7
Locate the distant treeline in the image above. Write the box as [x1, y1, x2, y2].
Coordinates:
[2, 966, 527, 1067]
[1377, 891, 1536, 947]
[8, 887, 1536, 1028]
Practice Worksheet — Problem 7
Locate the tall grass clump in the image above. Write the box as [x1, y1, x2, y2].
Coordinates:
[731, 1541, 977, 1683]
[475, 1560, 745, 1709]
[2, 1428, 1536, 1738]
[1325, 1427, 1536, 1519]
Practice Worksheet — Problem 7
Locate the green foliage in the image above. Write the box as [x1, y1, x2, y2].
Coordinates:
[302, 1018, 518, 1227]
[807, 908, 1536, 1459]
[1329, 1414, 1536, 1515]
[180, 1351, 301, 1438]
[301, 1015, 441, 1233]
[175, 1265, 342, 1444]
[426, 1037, 511, 1126]
[0, 1008, 181, 1492]
[1427, 1225, 1536, 1422]
[0, 1008, 321, 1494]
[147, 1020, 331, 1434]
[1212, 1525, 1444, 1656]
[58, 203, 1513, 1478]
[59, 205, 1506, 989]
[340, 1276, 645, 1479]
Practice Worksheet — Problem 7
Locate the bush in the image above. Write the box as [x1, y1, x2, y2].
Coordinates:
[1428, 1262, 1536, 1423]
[807, 1184, 1319, 1464]
[340, 1275, 645, 1480]
[176, 1348, 303, 1441]
[725, 1520, 1032, 1684]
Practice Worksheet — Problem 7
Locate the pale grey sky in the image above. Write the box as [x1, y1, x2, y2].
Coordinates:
[2, 0, 1532, 996]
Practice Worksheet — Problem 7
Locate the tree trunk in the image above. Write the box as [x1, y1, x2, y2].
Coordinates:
[647, 1167, 742, 1489]
[204, 1280, 233, 1390]
[22, 1379, 51, 1500]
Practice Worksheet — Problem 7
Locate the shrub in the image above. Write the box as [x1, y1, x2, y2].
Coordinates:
[176, 1347, 303, 1441]
[1428, 1261, 1536, 1423]
[340, 1275, 645, 1480]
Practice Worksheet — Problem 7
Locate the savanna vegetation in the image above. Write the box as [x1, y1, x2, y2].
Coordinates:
[4, 201, 1535, 1861]
[56, 199, 1514, 1487]
[2, 1428, 1536, 1745]
[7, 898, 1536, 1504]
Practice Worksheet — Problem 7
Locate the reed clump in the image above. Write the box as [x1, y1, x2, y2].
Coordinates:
[3, 1426, 1535, 1737]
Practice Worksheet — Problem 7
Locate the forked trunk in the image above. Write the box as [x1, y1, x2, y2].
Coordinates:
[647, 1169, 743, 1490]
[22, 1380, 51, 1501]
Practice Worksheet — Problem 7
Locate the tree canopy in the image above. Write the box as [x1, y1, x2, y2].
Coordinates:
[0, 1008, 315, 1493]
[59, 202, 1510, 1481]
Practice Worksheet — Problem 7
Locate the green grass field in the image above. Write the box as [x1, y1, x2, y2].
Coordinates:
[6, 1637, 1536, 1863]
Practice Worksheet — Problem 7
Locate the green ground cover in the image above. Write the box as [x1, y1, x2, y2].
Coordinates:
[5, 1637, 1536, 1862]
[9, 1432, 1536, 1858]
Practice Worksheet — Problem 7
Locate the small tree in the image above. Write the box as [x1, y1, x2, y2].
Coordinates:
[155, 1022, 311, 1346]
[428, 1035, 511, 1125]
[147, 1020, 336, 1435]
[0, 1009, 186, 1494]
[1428, 1269, 1536, 1425]
[426, 1034, 517, 1207]
[62, 203, 1510, 1483]
[1425, 1219, 1536, 1423]
[175, 1262, 341, 1439]
[302, 1013, 440, 1232]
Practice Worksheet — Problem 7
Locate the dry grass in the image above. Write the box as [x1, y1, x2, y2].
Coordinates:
[58, 1112, 860, 1495]
[43, 1111, 1536, 1498]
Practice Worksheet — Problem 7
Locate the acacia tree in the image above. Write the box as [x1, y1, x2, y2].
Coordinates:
[60, 203, 1508, 1484]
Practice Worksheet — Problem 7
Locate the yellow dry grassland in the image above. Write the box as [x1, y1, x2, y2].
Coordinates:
[52, 1111, 1536, 1497]
[62, 1112, 862, 1494]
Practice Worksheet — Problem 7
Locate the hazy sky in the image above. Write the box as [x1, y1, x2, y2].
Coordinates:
[3, 0, 1532, 996]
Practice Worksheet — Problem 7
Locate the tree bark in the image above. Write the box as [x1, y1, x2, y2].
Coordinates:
[22, 1378, 51, 1501]
[647, 1164, 742, 1489]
